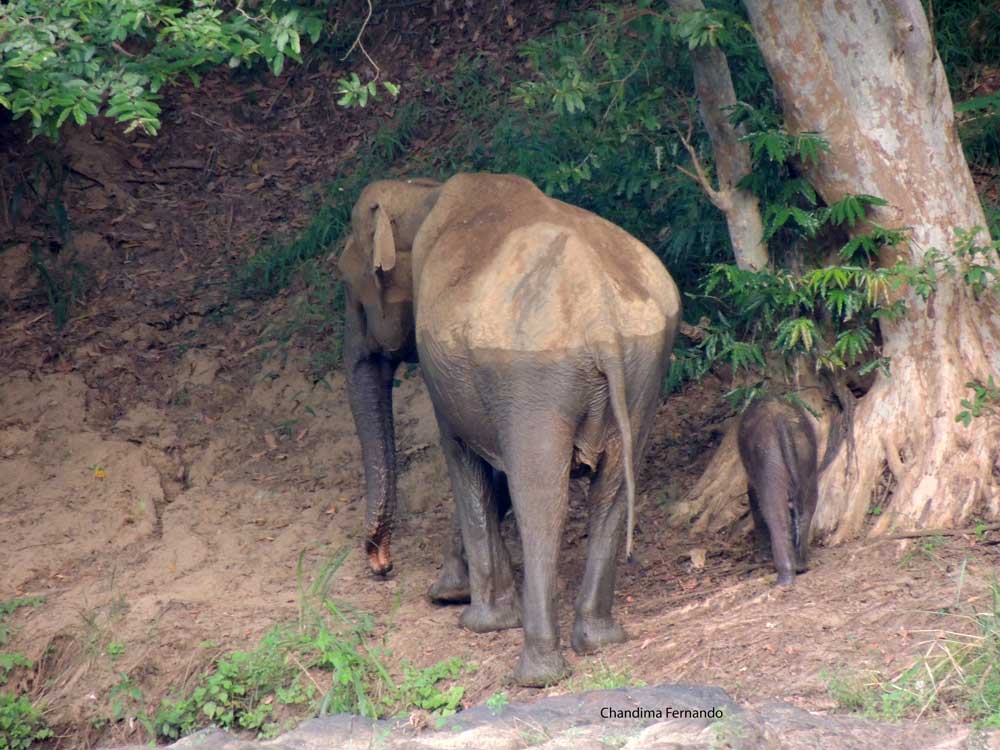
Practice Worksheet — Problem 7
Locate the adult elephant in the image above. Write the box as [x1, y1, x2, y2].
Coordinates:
[338, 173, 680, 686]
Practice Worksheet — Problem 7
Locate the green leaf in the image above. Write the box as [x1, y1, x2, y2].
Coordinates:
[304, 17, 324, 44]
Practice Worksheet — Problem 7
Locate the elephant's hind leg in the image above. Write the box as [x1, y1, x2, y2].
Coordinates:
[571, 447, 628, 655]
[439, 433, 520, 632]
[755, 476, 796, 586]
[505, 429, 574, 687]
[747, 486, 772, 563]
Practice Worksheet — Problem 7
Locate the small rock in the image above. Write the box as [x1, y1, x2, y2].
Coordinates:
[688, 548, 707, 570]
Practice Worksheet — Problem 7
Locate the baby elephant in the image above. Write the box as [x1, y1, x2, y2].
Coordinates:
[737, 397, 818, 586]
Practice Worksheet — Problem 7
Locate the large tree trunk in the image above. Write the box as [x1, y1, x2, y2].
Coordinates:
[687, 0, 1000, 540]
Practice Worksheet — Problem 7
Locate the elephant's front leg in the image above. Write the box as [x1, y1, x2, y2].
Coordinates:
[429, 473, 512, 604]
[427, 512, 472, 604]
[438, 434, 520, 631]
[571, 451, 628, 655]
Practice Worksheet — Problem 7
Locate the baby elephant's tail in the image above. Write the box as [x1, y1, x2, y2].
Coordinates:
[599, 344, 637, 562]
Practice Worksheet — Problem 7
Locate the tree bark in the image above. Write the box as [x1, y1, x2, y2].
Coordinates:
[735, 0, 1000, 539]
[668, 0, 768, 271]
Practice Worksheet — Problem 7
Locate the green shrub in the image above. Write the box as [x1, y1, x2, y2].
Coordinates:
[153, 548, 473, 740]
[0, 694, 52, 750]
[0, 0, 335, 138]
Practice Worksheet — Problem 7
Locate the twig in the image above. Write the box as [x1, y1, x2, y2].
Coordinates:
[678, 319, 709, 342]
[889, 522, 1000, 540]
[264, 73, 296, 118]
[670, 112, 730, 211]
[186, 111, 245, 141]
[340, 0, 380, 81]
[0, 172, 10, 231]
[399, 443, 431, 457]
[112, 42, 136, 58]
[15, 539, 72, 553]
[289, 652, 325, 696]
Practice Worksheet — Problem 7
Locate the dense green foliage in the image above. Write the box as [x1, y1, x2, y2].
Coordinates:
[0, 0, 392, 138]
[0, 694, 52, 750]
[234, 0, 1000, 392]
[8, 0, 996, 386]
[933, 1, 1000, 174]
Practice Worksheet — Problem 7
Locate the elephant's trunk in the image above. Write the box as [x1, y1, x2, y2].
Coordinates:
[343, 303, 399, 576]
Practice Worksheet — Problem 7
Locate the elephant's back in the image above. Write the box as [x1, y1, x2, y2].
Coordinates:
[414, 175, 679, 353]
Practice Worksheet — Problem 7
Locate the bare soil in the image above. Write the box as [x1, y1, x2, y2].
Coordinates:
[1, 7, 997, 747]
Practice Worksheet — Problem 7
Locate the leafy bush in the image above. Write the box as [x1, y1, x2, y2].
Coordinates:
[0, 694, 52, 750]
[152, 548, 472, 740]
[0, 0, 329, 138]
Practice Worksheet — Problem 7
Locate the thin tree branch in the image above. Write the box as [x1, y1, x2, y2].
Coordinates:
[672, 116, 729, 210]
[340, 0, 380, 81]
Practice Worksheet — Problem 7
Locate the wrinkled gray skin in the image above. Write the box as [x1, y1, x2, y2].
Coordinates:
[338, 176, 504, 599]
[736, 398, 819, 587]
[339, 173, 680, 686]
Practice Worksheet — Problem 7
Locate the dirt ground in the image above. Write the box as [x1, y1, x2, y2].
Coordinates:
[2, 6, 999, 746]
[3, 342, 998, 748]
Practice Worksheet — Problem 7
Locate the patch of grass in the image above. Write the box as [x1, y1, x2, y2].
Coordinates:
[825, 581, 1000, 726]
[899, 534, 948, 568]
[565, 660, 644, 692]
[0, 599, 45, 641]
[0, 656, 33, 688]
[0, 693, 53, 750]
[151, 547, 474, 741]
[30, 245, 91, 330]
[153, 628, 297, 738]
[485, 691, 509, 715]
[823, 668, 884, 716]
[0, 598, 44, 687]
[256, 258, 346, 381]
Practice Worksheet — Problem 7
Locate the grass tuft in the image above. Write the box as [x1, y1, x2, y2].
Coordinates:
[826, 580, 1000, 726]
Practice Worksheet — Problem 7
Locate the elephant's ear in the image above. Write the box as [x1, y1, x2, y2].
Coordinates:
[372, 205, 396, 273]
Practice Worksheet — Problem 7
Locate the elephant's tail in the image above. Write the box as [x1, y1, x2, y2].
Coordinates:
[600, 344, 637, 562]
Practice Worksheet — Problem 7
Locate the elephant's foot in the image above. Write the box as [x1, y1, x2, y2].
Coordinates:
[428, 571, 471, 605]
[570, 616, 626, 655]
[366, 540, 393, 577]
[513, 645, 570, 688]
[776, 570, 795, 587]
[459, 601, 521, 632]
